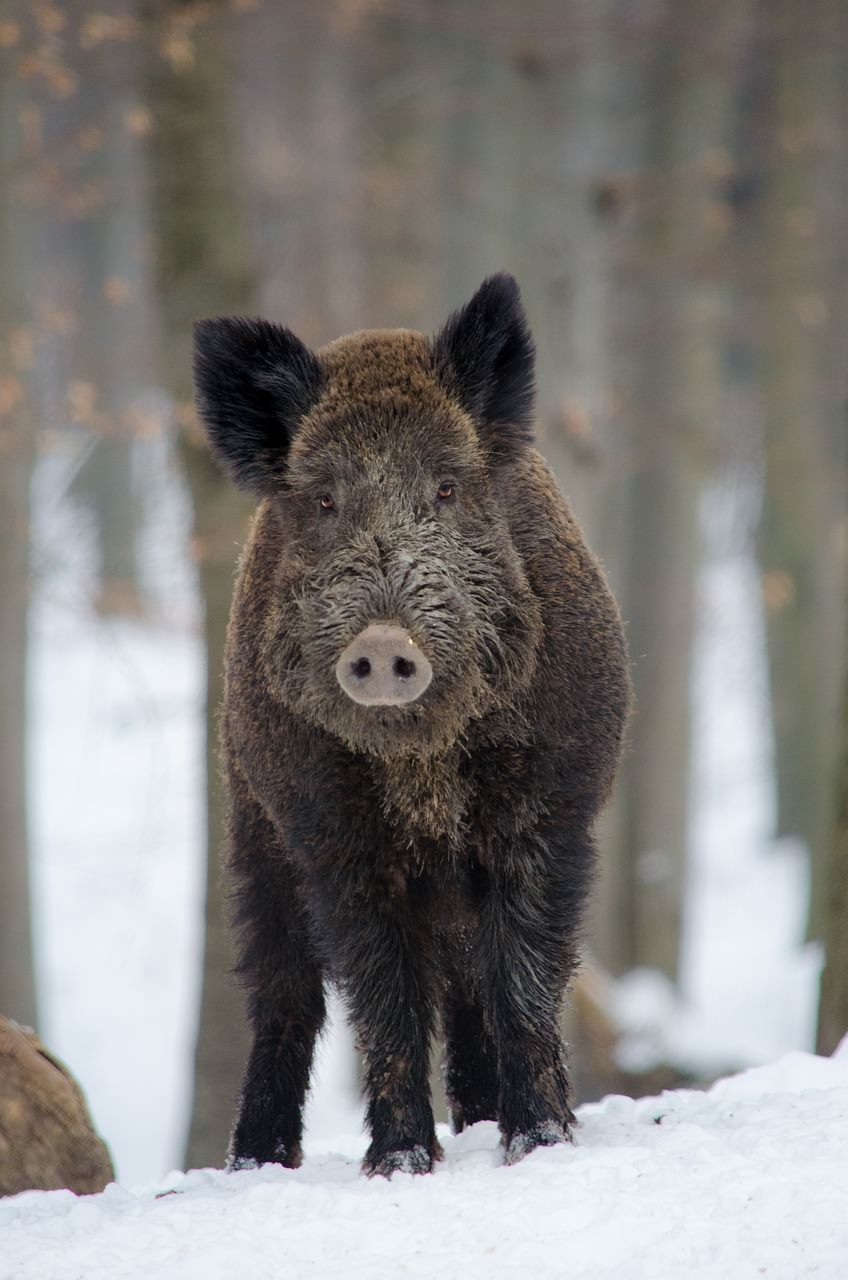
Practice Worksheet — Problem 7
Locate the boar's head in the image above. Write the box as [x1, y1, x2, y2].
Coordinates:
[194, 273, 543, 758]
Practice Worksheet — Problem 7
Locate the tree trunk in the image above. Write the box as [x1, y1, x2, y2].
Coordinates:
[182, 463, 253, 1169]
[0, 35, 38, 1031]
[68, 0, 154, 617]
[753, 0, 848, 940]
[144, 0, 255, 1170]
[611, 0, 749, 979]
[0, 351, 37, 1033]
[816, 639, 848, 1055]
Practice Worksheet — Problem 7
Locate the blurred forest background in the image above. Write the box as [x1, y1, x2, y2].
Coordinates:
[1, 0, 847, 1184]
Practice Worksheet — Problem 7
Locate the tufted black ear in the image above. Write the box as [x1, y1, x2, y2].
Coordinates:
[431, 273, 535, 462]
[193, 316, 323, 493]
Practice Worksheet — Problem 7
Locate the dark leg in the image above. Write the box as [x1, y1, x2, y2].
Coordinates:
[442, 988, 500, 1133]
[317, 885, 439, 1177]
[229, 995, 324, 1170]
[226, 774, 326, 1170]
[480, 829, 590, 1164]
[354, 926, 439, 1176]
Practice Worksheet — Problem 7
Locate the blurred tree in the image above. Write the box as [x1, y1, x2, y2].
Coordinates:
[0, 42, 38, 1029]
[517, 0, 620, 515]
[816, 626, 848, 1056]
[610, 0, 749, 980]
[553, 0, 660, 981]
[754, 0, 848, 940]
[144, 0, 255, 1170]
[234, 0, 365, 340]
[68, 0, 154, 618]
[358, 0, 450, 332]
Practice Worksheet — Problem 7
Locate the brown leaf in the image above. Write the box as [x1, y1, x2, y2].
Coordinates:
[36, 301, 78, 336]
[125, 106, 153, 139]
[0, 377, 24, 417]
[0, 20, 21, 47]
[35, 3, 65, 35]
[80, 14, 140, 49]
[103, 276, 133, 306]
[161, 31, 195, 72]
[66, 380, 97, 423]
[762, 570, 795, 614]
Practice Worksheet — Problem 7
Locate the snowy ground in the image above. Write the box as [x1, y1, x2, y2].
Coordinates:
[3, 1047, 847, 1280]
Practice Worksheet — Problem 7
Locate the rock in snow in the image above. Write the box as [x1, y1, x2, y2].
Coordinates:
[2, 1050, 846, 1280]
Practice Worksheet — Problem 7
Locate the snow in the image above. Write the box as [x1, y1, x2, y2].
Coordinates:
[3, 1049, 847, 1280]
[28, 436, 205, 1183]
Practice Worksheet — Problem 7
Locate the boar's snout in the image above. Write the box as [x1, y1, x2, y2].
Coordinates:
[335, 624, 433, 707]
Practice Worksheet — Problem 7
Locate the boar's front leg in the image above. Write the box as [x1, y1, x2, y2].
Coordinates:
[480, 828, 591, 1165]
[226, 776, 326, 1172]
[316, 881, 439, 1177]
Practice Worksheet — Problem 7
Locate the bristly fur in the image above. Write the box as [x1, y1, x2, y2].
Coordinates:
[193, 316, 324, 493]
[192, 274, 632, 1179]
[430, 272, 536, 463]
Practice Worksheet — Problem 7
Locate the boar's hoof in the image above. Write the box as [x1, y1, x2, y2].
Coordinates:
[227, 1138, 303, 1172]
[503, 1119, 573, 1166]
[336, 625, 432, 707]
[363, 1142, 440, 1178]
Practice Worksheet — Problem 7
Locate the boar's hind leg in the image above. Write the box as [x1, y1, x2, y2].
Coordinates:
[481, 831, 591, 1165]
[227, 782, 325, 1172]
[442, 987, 499, 1133]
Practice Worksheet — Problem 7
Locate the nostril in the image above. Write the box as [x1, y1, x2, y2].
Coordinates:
[351, 657, 371, 680]
[393, 656, 416, 680]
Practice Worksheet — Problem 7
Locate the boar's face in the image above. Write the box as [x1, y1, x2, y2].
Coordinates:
[194, 274, 543, 759]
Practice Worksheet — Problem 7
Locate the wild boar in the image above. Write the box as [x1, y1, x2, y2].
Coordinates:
[193, 272, 631, 1177]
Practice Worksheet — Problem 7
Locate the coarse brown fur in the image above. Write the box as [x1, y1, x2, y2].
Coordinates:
[193, 274, 632, 1176]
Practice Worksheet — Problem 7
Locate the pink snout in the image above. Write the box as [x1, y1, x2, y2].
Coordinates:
[335, 625, 432, 707]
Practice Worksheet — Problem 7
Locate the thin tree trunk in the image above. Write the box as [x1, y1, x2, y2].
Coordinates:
[0, 36, 38, 1029]
[70, 0, 152, 617]
[754, 0, 848, 941]
[612, 0, 749, 980]
[183, 464, 253, 1169]
[0, 340, 37, 1032]
[515, 0, 652, 984]
[144, 0, 255, 1170]
[816, 638, 848, 1055]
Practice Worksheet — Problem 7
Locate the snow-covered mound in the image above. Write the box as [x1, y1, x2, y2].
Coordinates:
[3, 1049, 847, 1280]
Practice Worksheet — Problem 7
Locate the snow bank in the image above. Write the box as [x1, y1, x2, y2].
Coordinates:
[3, 1050, 846, 1280]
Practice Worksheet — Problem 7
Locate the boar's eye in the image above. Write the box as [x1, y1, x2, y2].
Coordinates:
[436, 482, 456, 503]
[319, 494, 337, 513]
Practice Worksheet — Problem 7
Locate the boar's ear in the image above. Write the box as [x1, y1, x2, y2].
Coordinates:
[193, 316, 323, 493]
[431, 272, 535, 462]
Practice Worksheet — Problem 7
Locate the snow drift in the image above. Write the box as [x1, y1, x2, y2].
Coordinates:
[3, 1046, 847, 1280]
